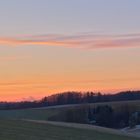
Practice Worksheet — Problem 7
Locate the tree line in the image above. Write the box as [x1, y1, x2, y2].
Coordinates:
[48, 104, 140, 129]
[0, 90, 140, 109]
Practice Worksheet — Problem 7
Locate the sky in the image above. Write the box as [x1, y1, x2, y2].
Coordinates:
[0, 0, 140, 101]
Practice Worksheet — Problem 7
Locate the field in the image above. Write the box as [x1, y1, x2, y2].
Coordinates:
[0, 119, 139, 140]
[0, 108, 59, 120]
[0, 100, 140, 121]
[0, 100, 140, 140]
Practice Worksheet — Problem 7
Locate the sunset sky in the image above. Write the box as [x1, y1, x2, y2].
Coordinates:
[0, 0, 140, 101]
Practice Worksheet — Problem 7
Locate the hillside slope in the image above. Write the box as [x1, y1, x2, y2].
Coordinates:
[0, 119, 139, 140]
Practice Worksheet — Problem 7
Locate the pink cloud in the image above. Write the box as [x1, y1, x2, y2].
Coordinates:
[0, 33, 140, 49]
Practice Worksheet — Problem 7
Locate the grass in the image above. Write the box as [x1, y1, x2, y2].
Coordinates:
[0, 101, 140, 140]
[0, 100, 140, 121]
[0, 119, 139, 140]
[0, 108, 60, 120]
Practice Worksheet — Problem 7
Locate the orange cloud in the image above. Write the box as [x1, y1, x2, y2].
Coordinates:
[0, 33, 140, 49]
[0, 36, 81, 47]
[0, 77, 139, 87]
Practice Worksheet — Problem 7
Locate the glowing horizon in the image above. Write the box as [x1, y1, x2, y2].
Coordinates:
[0, 0, 140, 101]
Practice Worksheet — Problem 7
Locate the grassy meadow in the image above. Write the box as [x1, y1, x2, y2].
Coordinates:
[0, 119, 139, 140]
[0, 108, 58, 120]
[0, 100, 140, 140]
[0, 100, 140, 121]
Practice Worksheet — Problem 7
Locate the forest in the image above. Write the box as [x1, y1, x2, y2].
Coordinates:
[0, 90, 140, 110]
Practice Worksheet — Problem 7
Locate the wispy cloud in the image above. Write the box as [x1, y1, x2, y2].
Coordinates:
[0, 33, 140, 49]
[0, 82, 29, 86]
[0, 77, 140, 87]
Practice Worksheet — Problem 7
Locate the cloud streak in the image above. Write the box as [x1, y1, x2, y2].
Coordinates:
[0, 33, 140, 49]
[0, 77, 140, 87]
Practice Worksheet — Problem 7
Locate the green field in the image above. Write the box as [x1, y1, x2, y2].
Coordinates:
[0, 108, 59, 120]
[0, 100, 140, 121]
[0, 101, 140, 140]
[0, 119, 139, 140]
